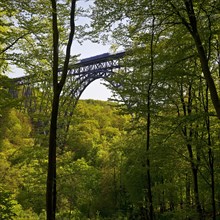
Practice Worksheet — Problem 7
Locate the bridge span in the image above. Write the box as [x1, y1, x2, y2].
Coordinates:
[13, 51, 126, 83]
[11, 50, 128, 110]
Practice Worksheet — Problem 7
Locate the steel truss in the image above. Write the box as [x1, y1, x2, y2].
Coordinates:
[12, 51, 126, 110]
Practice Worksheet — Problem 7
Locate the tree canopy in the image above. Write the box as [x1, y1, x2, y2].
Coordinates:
[1, 0, 220, 219]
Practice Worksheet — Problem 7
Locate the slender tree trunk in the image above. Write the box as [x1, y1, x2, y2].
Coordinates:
[187, 145, 203, 219]
[144, 15, 155, 220]
[159, 177, 166, 213]
[204, 84, 216, 220]
[47, 92, 60, 220]
[46, 0, 76, 219]
[180, 83, 203, 219]
[185, 174, 191, 209]
[146, 126, 153, 220]
[46, 0, 59, 217]
[145, 96, 153, 219]
[209, 148, 216, 220]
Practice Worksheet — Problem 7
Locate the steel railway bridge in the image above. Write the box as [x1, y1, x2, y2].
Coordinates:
[11, 51, 127, 109]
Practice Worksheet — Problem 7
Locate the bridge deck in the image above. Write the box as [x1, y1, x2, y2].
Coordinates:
[12, 51, 126, 83]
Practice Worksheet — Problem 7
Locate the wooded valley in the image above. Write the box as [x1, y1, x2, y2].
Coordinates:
[1, 0, 220, 219]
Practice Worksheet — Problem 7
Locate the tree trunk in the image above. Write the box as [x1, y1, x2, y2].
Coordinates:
[146, 113, 153, 220]
[189, 154, 203, 219]
[205, 84, 216, 220]
[180, 83, 203, 219]
[159, 177, 166, 213]
[186, 142, 203, 219]
[185, 174, 191, 209]
[144, 15, 155, 220]
[209, 148, 216, 220]
[183, 2, 217, 218]
[46, 92, 60, 220]
[183, 0, 220, 119]
[46, 0, 76, 219]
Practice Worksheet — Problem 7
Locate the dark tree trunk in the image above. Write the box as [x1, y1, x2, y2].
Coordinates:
[185, 174, 191, 209]
[180, 83, 203, 219]
[146, 149, 153, 220]
[159, 177, 166, 213]
[46, 92, 60, 220]
[46, 0, 76, 219]
[205, 84, 216, 220]
[145, 106, 153, 220]
[209, 148, 216, 220]
[46, 0, 59, 218]
[144, 15, 155, 220]
[187, 150, 203, 219]
[188, 89, 203, 219]
[183, 0, 220, 119]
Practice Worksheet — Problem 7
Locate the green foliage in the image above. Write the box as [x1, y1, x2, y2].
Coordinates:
[56, 100, 130, 218]
[1, 0, 220, 219]
[0, 100, 131, 219]
[1, 95, 220, 219]
[0, 108, 43, 218]
[0, 187, 17, 220]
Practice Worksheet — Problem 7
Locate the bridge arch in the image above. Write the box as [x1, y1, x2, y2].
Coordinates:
[12, 51, 127, 110]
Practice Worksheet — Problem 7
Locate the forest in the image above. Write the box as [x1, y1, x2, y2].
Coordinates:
[1, 0, 220, 220]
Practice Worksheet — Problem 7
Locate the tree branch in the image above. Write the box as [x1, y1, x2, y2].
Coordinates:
[58, 0, 77, 92]
[0, 32, 30, 55]
[169, 1, 192, 34]
[51, 0, 59, 92]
